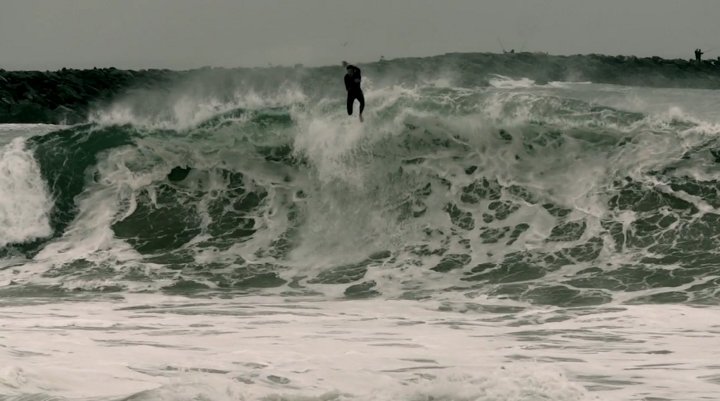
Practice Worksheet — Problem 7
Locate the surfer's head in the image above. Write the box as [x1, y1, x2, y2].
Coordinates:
[342, 61, 349, 68]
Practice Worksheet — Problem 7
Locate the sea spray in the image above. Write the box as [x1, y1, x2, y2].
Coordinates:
[0, 138, 53, 248]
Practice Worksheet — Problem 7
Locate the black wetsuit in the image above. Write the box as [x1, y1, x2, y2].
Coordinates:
[344, 65, 364, 116]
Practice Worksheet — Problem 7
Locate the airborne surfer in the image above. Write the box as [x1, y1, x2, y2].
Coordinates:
[342, 61, 364, 122]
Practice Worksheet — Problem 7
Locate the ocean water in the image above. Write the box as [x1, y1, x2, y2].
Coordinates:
[2, 67, 720, 401]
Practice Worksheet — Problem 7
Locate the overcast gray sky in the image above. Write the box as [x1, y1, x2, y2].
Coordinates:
[1, 0, 719, 70]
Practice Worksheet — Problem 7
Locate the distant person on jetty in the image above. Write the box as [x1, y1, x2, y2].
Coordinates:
[695, 48, 704, 63]
[342, 61, 364, 122]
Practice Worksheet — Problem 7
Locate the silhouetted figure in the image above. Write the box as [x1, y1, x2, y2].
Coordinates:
[695, 48, 704, 63]
[342, 61, 364, 122]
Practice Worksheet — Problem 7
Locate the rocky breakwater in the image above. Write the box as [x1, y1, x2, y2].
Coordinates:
[0, 68, 183, 124]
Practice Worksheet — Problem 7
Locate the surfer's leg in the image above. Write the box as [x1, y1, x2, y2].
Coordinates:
[358, 91, 365, 115]
[346, 94, 354, 115]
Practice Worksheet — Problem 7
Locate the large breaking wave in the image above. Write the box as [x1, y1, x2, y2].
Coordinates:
[2, 73, 720, 306]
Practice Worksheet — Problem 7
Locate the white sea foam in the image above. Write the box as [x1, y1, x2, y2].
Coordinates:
[1, 295, 718, 400]
[0, 138, 53, 248]
[488, 74, 536, 89]
[89, 84, 307, 130]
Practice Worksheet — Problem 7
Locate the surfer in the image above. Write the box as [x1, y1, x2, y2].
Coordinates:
[342, 61, 364, 122]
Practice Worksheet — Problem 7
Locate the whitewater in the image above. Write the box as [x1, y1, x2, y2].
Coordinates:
[2, 64, 720, 401]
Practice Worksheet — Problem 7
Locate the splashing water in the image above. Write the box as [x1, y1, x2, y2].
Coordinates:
[2, 63, 720, 400]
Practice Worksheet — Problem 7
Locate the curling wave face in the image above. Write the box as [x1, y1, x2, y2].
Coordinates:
[2, 76, 720, 307]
